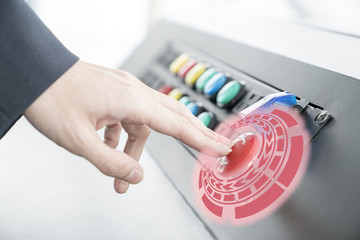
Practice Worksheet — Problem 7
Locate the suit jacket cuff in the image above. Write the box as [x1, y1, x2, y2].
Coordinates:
[0, 0, 79, 138]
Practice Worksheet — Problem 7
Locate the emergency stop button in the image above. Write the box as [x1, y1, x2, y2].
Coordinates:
[216, 132, 260, 177]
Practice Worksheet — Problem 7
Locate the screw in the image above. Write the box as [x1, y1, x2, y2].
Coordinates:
[291, 104, 302, 114]
[315, 110, 330, 124]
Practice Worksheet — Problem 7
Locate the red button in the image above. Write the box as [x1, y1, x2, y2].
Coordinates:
[216, 132, 260, 177]
[158, 85, 173, 95]
[177, 59, 197, 79]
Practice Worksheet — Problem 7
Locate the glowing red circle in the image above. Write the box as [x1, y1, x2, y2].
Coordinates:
[193, 106, 310, 225]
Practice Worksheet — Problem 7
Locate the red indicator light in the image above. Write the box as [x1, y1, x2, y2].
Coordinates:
[157, 85, 173, 95]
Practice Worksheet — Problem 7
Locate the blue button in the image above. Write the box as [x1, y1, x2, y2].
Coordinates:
[203, 73, 227, 96]
[187, 102, 199, 115]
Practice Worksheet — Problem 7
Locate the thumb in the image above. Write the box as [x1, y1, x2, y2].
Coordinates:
[80, 130, 144, 184]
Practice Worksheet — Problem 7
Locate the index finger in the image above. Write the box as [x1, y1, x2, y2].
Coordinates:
[142, 100, 232, 156]
[146, 86, 233, 146]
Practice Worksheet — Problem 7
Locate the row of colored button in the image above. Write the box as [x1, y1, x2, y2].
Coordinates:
[158, 85, 217, 129]
[169, 53, 246, 108]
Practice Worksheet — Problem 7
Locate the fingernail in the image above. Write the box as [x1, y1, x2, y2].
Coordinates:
[222, 137, 234, 148]
[124, 169, 143, 183]
[215, 134, 233, 148]
[218, 142, 232, 155]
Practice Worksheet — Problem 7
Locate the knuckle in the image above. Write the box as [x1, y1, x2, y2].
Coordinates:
[98, 156, 115, 176]
[100, 156, 126, 177]
[116, 69, 131, 79]
[142, 125, 151, 138]
[95, 158, 113, 176]
[174, 117, 187, 140]
[118, 70, 143, 86]
[176, 101, 188, 115]
[104, 138, 119, 149]
[198, 137, 208, 149]
[126, 125, 150, 142]
[100, 164, 114, 177]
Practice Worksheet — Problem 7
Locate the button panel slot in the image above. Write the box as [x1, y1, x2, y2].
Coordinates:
[140, 42, 330, 150]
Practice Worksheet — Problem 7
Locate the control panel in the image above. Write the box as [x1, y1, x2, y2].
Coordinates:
[120, 21, 360, 240]
[141, 42, 330, 154]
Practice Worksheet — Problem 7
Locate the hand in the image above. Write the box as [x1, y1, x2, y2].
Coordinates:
[24, 60, 233, 194]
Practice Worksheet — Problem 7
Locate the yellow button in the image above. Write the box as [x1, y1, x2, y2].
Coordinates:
[169, 53, 189, 74]
[185, 63, 206, 86]
[168, 89, 183, 100]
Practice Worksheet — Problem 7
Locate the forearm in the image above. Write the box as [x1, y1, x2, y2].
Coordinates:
[0, 0, 78, 138]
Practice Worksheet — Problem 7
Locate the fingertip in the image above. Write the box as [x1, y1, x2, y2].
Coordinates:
[114, 178, 130, 194]
[218, 142, 233, 156]
[216, 134, 234, 148]
[202, 142, 232, 157]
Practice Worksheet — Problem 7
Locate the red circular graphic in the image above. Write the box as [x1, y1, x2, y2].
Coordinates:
[193, 106, 310, 225]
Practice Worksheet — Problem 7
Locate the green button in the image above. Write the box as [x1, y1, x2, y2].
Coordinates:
[195, 68, 217, 92]
[197, 112, 212, 127]
[216, 81, 241, 105]
[179, 96, 191, 106]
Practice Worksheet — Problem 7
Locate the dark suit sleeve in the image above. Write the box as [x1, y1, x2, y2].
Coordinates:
[0, 0, 79, 138]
